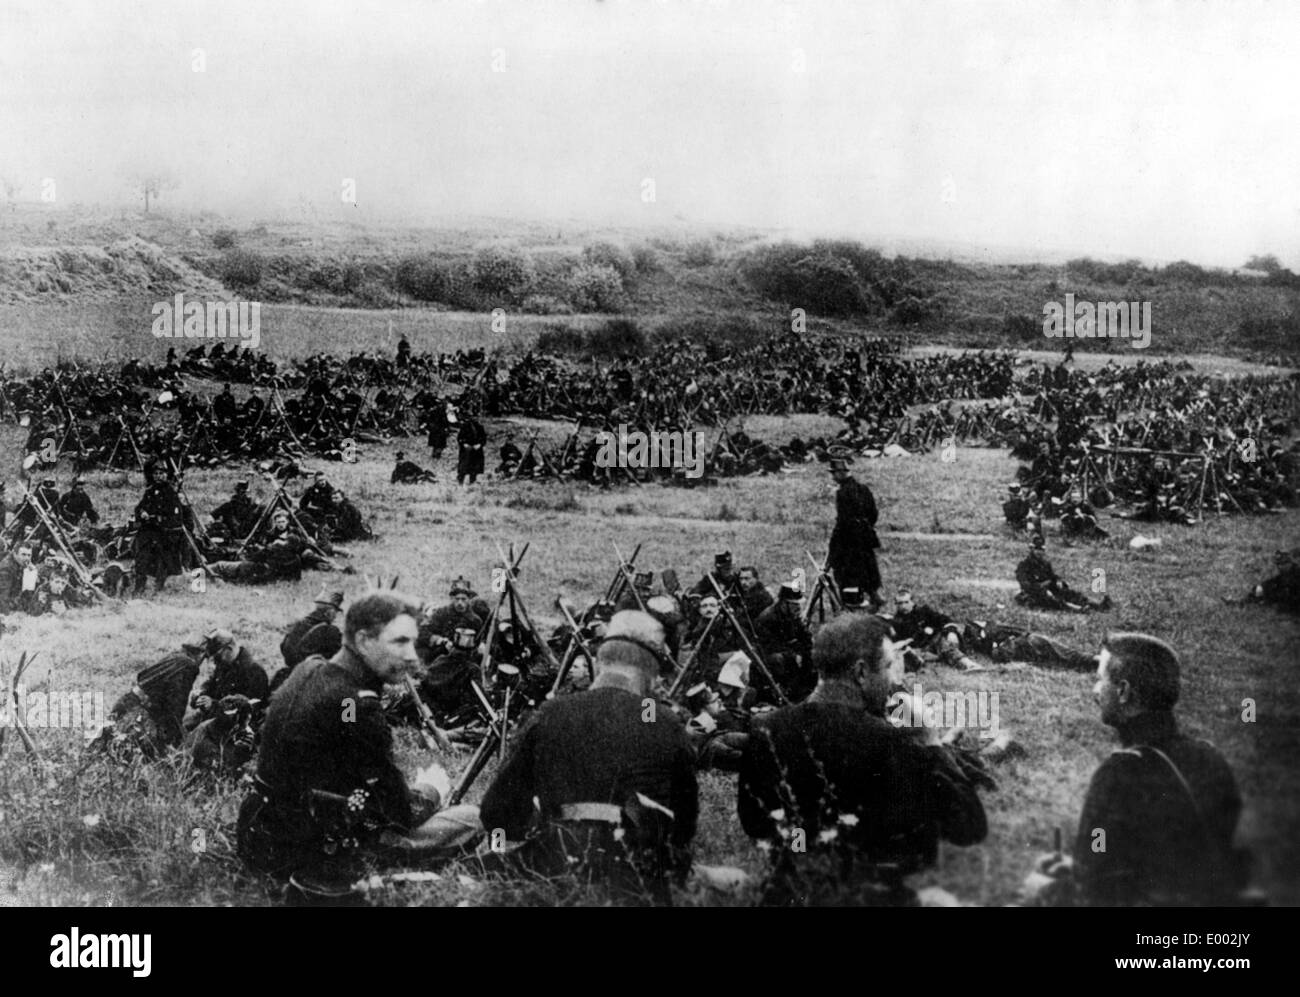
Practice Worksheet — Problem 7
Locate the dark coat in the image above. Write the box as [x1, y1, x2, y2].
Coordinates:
[457, 419, 487, 478]
[1075, 710, 1243, 906]
[828, 477, 881, 593]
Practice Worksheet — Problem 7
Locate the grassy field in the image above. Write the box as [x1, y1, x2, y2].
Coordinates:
[2, 415, 1296, 906]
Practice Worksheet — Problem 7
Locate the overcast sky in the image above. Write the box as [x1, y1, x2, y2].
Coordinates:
[2, 0, 1297, 267]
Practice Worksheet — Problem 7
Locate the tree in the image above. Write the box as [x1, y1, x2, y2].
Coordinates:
[132, 173, 178, 213]
[1245, 254, 1282, 274]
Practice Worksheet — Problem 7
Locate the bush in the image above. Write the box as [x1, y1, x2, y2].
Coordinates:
[586, 318, 647, 357]
[219, 249, 263, 288]
[891, 294, 940, 326]
[566, 262, 628, 312]
[631, 243, 660, 275]
[211, 228, 238, 250]
[519, 294, 574, 316]
[1003, 313, 1042, 342]
[582, 241, 637, 285]
[535, 324, 586, 354]
[791, 254, 877, 316]
[471, 244, 536, 300]
[682, 239, 717, 267]
[653, 314, 767, 358]
[395, 253, 456, 302]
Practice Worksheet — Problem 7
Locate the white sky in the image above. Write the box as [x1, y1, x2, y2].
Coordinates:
[2, 0, 1297, 267]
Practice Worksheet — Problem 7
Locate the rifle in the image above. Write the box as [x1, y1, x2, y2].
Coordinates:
[403, 674, 455, 754]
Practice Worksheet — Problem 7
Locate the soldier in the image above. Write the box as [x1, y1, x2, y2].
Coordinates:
[456, 410, 487, 486]
[96, 641, 205, 759]
[206, 509, 309, 584]
[614, 570, 655, 612]
[211, 481, 258, 541]
[1014, 535, 1112, 613]
[28, 565, 92, 616]
[753, 584, 815, 702]
[1060, 488, 1109, 543]
[415, 578, 486, 718]
[425, 399, 451, 460]
[278, 589, 345, 678]
[299, 471, 334, 522]
[738, 613, 988, 906]
[0, 542, 35, 615]
[734, 566, 774, 627]
[479, 610, 699, 905]
[1025, 633, 1247, 906]
[827, 458, 883, 610]
[391, 450, 437, 485]
[1002, 482, 1031, 531]
[188, 629, 270, 729]
[132, 460, 186, 595]
[185, 694, 258, 777]
[237, 591, 482, 885]
[888, 589, 980, 671]
[56, 476, 99, 528]
[684, 682, 750, 773]
[416, 577, 485, 664]
[681, 593, 743, 683]
[689, 551, 740, 602]
[214, 383, 237, 425]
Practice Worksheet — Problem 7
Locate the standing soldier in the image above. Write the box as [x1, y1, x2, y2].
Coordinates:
[456, 410, 487, 486]
[132, 460, 186, 596]
[827, 458, 883, 610]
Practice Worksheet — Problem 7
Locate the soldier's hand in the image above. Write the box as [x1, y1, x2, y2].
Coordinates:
[193, 695, 214, 714]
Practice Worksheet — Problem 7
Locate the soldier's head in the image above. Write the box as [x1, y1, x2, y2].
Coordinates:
[698, 594, 721, 620]
[72, 476, 87, 492]
[686, 682, 722, 717]
[812, 613, 901, 713]
[449, 578, 475, 612]
[13, 544, 33, 567]
[1094, 632, 1180, 728]
[713, 551, 734, 581]
[344, 591, 422, 683]
[205, 629, 241, 665]
[829, 457, 851, 483]
[595, 610, 671, 694]
[48, 573, 69, 596]
[313, 588, 345, 619]
[738, 566, 761, 591]
[893, 589, 915, 616]
[776, 583, 803, 617]
[270, 509, 291, 533]
[1029, 533, 1046, 556]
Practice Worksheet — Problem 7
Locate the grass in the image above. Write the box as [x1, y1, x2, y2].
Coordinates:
[2, 422, 1296, 906]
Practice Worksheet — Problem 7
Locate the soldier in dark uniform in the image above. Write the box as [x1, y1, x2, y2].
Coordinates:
[415, 578, 486, 718]
[1026, 633, 1247, 907]
[1002, 482, 1031, 531]
[888, 589, 979, 671]
[479, 610, 699, 905]
[684, 682, 750, 773]
[56, 476, 99, 527]
[681, 593, 744, 684]
[689, 551, 740, 602]
[277, 589, 345, 681]
[753, 585, 815, 702]
[132, 461, 187, 595]
[1242, 546, 1300, 615]
[827, 458, 883, 610]
[735, 566, 775, 628]
[425, 399, 451, 460]
[96, 641, 205, 759]
[456, 411, 487, 486]
[299, 471, 334, 522]
[1014, 535, 1112, 613]
[213, 383, 237, 425]
[237, 592, 482, 883]
[211, 481, 258, 540]
[187, 629, 270, 730]
[396, 335, 411, 369]
[185, 694, 257, 778]
[391, 450, 437, 484]
[0, 542, 36, 614]
[738, 613, 988, 906]
[206, 509, 309, 584]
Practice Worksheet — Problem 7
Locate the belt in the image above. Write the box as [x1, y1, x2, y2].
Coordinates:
[558, 803, 623, 824]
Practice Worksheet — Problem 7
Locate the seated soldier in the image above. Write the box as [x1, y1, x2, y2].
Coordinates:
[738, 613, 988, 907]
[415, 578, 487, 719]
[210, 481, 258, 541]
[206, 509, 311, 584]
[29, 565, 93, 616]
[94, 641, 205, 760]
[1014, 535, 1112, 613]
[391, 450, 437, 484]
[479, 610, 698, 906]
[186, 629, 270, 730]
[681, 593, 743, 684]
[56, 477, 100, 528]
[417, 577, 485, 664]
[1002, 482, 1031, 530]
[690, 551, 740, 602]
[238, 592, 482, 891]
[1060, 489, 1109, 543]
[887, 589, 980, 672]
[753, 584, 815, 702]
[185, 694, 258, 778]
[733, 565, 774, 628]
[684, 682, 750, 773]
[299, 471, 334, 522]
[277, 589, 345, 682]
[1023, 633, 1248, 907]
[1241, 547, 1300, 615]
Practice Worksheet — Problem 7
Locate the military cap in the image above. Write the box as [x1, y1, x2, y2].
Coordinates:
[313, 588, 345, 610]
[634, 570, 654, 587]
[778, 583, 804, 602]
[714, 551, 732, 568]
[395, 451, 407, 460]
[203, 628, 237, 650]
[1007, 482, 1021, 492]
[73, 475, 87, 486]
[840, 587, 865, 607]
[449, 576, 477, 597]
[828, 457, 850, 473]
[234, 481, 249, 492]
[685, 683, 713, 710]
[1030, 534, 1045, 549]
[42, 474, 56, 485]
